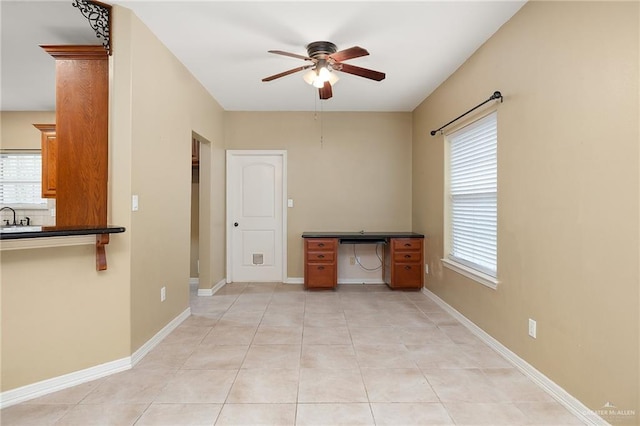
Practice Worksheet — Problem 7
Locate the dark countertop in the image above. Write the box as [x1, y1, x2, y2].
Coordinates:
[0, 225, 126, 240]
[302, 231, 424, 240]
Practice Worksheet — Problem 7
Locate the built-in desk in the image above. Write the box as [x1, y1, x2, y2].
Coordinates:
[302, 232, 425, 290]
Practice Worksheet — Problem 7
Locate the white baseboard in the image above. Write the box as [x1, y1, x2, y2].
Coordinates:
[0, 307, 191, 409]
[189, 277, 199, 286]
[284, 278, 385, 285]
[0, 357, 131, 409]
[197, 278, 226, 296]
[421, 288, 608, 426]
[131, 307, 191, 366]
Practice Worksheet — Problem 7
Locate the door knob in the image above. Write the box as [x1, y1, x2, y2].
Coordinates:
[234, 222, 239, 227]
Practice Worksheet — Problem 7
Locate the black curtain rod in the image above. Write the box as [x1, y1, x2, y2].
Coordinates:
[430, 91, 503, 136]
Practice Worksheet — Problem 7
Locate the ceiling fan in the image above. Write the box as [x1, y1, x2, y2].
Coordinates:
[262, 41, 386, 100]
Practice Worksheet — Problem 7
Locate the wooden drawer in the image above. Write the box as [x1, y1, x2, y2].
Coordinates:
[307, 251, 335, 262]
[392, 238, 422, 251]
[393, 251, 421, 263]
[392, 263, 423, 288]
[306, 263, 336, 288]
[306, 239, 336, 251]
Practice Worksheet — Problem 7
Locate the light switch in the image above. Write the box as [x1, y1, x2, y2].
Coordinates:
[287, 199, 294, 208]
[132, 195, 139, 211]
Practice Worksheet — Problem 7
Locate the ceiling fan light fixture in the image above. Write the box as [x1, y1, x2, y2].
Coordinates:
[304, 66, 339, 88]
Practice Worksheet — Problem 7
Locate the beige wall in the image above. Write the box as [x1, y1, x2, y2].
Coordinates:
[225, 112, 412, 278]
[118, 7, 226, 350]
[412, 1, 639, 422]
[0, 111, 56, 150]
[1, 5, 226, 392]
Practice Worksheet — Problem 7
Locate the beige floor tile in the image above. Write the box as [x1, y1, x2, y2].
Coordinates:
[81, 369, 175, 404]
[397, 325, 454, 345]
[181, 314, 221, 328]
[444, 402, 530, 425]
[406, 344, 477, 369]
[201, 325, 257, 345]
[26, 379, 104, 404]
[461, 344, 514, 368]
[241, 344, 301, 369]
[54, 403, 148, 425]
[354, 344, 417, 369]
[302, 326, 352, 345]
[162, 326, 212, 346]
[260, 311, 304, 327]
[483, 368, 556, 402]
[135, 342, 196, 370]
[438, 324, 484, 345]
[423, 368, 509, 403]
[226, 368, 299, 403]
[301, 344, 358, 369]
[344, 310, 391, 327]
[304, 311, 348, 327]
[217, 310, 265, 327]
[135, 403, 222, 425]
[252, 325, 303, 345]
[295, 403, 375, 426]
[215, 403, 295, 425]
[385, 312, 434, 327]
[348, 326, 402, 345]
[0, 403, 71, 425]
[424, 311, 460, 325]
[361, 368, 439, 402]
[370, 402, 454, 425]
[181, 345, 249, 370]
[515, 402, 586, 425]
[154, 369, 237, 403]
[298, 368, 368, 403]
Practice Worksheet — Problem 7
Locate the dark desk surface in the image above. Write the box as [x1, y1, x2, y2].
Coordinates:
[302, 232, 424, 240]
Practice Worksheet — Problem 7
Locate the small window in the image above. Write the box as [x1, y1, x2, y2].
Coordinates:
[444, 112, 497, 287]
[0, 152, 47, 207]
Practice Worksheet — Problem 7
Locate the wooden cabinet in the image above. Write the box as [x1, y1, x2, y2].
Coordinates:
[33, 124, 57, 198]
[42, 45, 108, 227]
[304, 238, 338, 290]
[384, 238, 424, 290]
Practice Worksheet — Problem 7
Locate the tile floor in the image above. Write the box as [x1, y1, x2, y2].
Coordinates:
[2, 283, 585, 425]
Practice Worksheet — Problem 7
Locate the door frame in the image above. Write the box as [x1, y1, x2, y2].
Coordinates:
[225, 150, 288, 283]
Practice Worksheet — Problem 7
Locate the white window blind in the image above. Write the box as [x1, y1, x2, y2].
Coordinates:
[447, 112, 497, 277]
[0, 152, 46, 206]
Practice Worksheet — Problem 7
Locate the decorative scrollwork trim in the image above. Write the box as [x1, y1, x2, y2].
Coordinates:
[71, 0, 112, 55]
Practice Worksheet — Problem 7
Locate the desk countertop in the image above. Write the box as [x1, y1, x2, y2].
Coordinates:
[302, 231, 424, 239]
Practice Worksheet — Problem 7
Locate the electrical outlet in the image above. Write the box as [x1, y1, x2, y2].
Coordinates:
[160, 286, 166, 302]
[425, 264, 429, 274]
[349, 257, 356, 265]
[528, 318, 537, 338]
[132, 195, 139, 212]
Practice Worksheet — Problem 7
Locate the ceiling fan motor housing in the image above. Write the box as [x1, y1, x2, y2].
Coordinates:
[306, 41, 337, 59]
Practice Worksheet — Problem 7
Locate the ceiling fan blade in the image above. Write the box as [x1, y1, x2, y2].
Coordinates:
[335, 62, 386, 81]
[319, 81, 333, 100]
[268, 50, 313, 61]
[329, 46, 369, 62]
[262, 65, 313, 82]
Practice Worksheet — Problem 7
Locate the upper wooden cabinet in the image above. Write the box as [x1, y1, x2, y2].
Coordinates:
[33, 124, 57, 198]
[41, 45, 108, 227]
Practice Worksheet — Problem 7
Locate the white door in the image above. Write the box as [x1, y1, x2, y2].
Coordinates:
[227, 150, 286, 282]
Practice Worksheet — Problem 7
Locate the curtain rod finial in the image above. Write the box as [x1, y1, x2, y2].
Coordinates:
[430, 130, 437, 136]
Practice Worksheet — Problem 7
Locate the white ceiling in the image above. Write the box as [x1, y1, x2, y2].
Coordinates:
[1, 1, 525, 112]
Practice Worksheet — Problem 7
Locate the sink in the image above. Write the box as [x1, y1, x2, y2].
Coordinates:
[0, 226, 42, 233]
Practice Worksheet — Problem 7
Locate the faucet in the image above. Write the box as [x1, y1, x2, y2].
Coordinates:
[0, 207, 17, 226]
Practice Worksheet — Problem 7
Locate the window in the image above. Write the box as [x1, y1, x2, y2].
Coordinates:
[443, 112, 498, 288]
[0, 152, 47, 207]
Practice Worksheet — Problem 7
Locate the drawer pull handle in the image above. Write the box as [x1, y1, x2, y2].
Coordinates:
[318, 254, 325, 258]
[318, 266, 325, 270]
[318, 243, 325, 247]
[404, 243, 411, 247]
[404, 266, 412, 270]
[404, 254, 411, 258]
